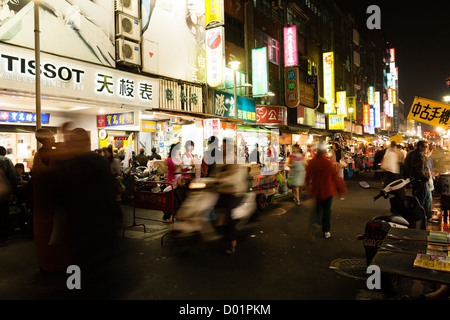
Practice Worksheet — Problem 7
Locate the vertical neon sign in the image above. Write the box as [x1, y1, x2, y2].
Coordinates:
[323, 52, 335, 114]
[284, 26, 297, 67]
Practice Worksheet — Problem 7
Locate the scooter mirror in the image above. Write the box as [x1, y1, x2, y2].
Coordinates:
[359, 181, 370, 189]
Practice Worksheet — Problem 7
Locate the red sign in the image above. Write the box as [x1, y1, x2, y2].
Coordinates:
[97, 115, 106, 127]
[256, 106, 287, 125]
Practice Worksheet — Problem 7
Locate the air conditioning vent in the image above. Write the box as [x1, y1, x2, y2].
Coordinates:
[115, 13, 141, 42]
[116, 38, 141, 65]
[115, 0, 139, 19]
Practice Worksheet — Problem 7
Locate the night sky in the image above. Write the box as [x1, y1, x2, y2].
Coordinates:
[334, 0, 450, 127]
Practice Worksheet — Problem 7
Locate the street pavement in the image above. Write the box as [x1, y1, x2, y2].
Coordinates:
[0, 171, 443, 305]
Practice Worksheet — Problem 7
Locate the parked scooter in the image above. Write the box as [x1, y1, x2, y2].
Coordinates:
[357, 178, 426, 264]
[161, 177, 258, 252]
[357, 178, 426, 296]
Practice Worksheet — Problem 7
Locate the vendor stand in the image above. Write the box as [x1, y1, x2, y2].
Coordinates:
[370, 227, 450, 295]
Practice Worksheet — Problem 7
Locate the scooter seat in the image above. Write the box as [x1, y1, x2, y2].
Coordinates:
[373, 215, 410, 226]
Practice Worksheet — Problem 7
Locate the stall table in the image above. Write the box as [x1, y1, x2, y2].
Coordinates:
[371, 228, 450, 285]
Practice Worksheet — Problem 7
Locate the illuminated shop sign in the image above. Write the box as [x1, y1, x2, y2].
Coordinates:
[213, 91, 256, 123]
[323, 52, 335, 114]
[142, 121, 157, 132]
[0, 43, 160, 108]
[328, 115, 344, 130]
[206, 26, 225, 88]
[256, 105, 287, 125]
[363, 104, 370, 125]
[283, 26, 297, 67]
[0, 111, 49, 124]
[336, 91, 347, 116]
[97, 112, 135, 128]
[368, 86, 374, 105]
[389, 48, 395, 62]
[285, 67, 299, 108]
[205, 0, 225, 28]
[252, 47, 269, 96]
[374, 91, 381, 128]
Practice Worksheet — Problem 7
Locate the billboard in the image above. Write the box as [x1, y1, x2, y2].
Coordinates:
[0, 0, 115, 67]
[141, 0, 206, 83]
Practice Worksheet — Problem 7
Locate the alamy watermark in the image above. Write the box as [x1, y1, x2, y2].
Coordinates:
[366, 5, 381, 30]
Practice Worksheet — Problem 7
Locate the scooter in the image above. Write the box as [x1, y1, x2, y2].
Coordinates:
[357, 178, 426, 265]
[357, 178, 427, 296]
[161, 177, 258, 252]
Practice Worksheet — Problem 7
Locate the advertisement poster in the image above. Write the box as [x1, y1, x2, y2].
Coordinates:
[0, 0, 115, 67]
[407, 97, 450, 128]
[141, 0, 206, 83]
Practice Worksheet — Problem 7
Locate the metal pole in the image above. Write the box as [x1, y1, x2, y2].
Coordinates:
[233, 69, 237, 120]
[34, 0, 41, 133]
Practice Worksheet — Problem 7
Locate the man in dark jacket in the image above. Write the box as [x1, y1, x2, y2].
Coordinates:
[403, 140, 429, 207]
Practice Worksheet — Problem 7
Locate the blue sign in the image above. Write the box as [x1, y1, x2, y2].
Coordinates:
[0, 111, 50, 124]
[104, 112, 134, 127]
[213, 91, 256, 123]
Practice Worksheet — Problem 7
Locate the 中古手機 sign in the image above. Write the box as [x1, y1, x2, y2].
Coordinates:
[407, 97, 450, 128]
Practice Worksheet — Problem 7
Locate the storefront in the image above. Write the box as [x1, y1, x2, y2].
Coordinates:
[0, 42, 160, 169]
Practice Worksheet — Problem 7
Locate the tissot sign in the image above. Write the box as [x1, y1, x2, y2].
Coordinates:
[0, 43, 159, 108]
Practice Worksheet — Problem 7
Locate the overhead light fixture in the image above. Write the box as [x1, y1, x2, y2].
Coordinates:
[99, 108, 106, 114]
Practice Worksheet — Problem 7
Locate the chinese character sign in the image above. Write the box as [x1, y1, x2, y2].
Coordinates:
[213, 91, 256, 123]
[285, 67, 300, 108]
[0, 111, 49, 124]
[323, 52, 335, 114]
[407, 96, 450, 128]
[206, 26, 225, 88]
[97, 112, 135, 128]
[256, 106, 287, 125]
[284, 26, 297, 67]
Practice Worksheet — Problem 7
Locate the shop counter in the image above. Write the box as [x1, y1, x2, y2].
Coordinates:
[371, 228, 450, 286]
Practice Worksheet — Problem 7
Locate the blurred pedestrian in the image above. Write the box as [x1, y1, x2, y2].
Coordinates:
[54, 128, 121, 296]
[381, 141, 401, 187]
[305, 142, 347, 240]
[0, 146, 17, 242]
[32, 128, 69, 272]
[211, 138, 247, 254]
[286, 144, 306, 206]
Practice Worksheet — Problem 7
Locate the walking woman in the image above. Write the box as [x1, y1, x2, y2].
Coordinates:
[286, 144, 306, 206]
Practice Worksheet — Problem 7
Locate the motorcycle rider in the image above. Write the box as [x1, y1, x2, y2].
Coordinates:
[211, 138, 247, 255]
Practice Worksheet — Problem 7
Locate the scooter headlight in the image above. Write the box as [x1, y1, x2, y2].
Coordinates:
[189, 182, 206, 189]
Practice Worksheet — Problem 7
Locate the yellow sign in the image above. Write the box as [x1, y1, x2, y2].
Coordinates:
[390, 134, 403, 144]
[142, 121, 156, 132]
[328, 115, 344, 130]
[407, 96, 450, 128]
[205, 0, 224, 28]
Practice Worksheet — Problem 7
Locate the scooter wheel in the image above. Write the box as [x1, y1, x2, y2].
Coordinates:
[256, 193, 267, 211]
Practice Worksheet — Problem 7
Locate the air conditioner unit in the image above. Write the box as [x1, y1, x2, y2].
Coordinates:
[115, 0, 139, 19]
[116, 13, 141, 42]
[116, 38, 141, 65]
